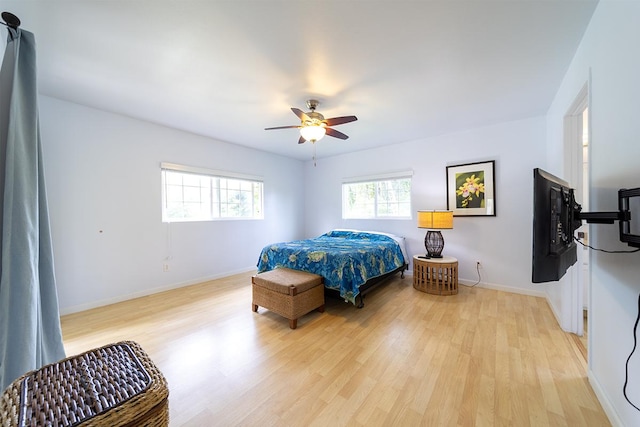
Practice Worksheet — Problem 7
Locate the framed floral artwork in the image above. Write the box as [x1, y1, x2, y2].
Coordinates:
[446, 160, 496, 216]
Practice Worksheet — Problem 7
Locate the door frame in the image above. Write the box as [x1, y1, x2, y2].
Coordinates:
[563, 82, 590, 338]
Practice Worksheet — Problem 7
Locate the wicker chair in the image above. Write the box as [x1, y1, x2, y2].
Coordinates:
[252, 268, 325, 329]
[0, 341, 169, 426]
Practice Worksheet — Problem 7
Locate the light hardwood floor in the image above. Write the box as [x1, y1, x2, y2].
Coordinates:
[61, 272, 609, 426]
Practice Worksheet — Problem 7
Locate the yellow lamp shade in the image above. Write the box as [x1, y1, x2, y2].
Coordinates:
[417, 210, 453, 229]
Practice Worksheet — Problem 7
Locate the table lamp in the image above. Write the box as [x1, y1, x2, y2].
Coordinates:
[417, 210, 453, 258]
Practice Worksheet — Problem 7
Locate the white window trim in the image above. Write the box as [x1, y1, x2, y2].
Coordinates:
[161, 162, 263, 222]
[160, 162, 263, 182]
[342, 170, 413, 184]
[342, 170, 413, 220]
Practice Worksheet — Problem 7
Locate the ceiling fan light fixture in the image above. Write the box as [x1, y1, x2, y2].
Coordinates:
[300, 125, 326, 142]
[265, 100, 356, 144]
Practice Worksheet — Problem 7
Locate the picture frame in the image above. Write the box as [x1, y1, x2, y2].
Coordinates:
[446, 160, 496, 217]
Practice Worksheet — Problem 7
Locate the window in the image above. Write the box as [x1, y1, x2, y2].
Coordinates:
[161, 163, 263, 222]
[342, 172, 412, 219]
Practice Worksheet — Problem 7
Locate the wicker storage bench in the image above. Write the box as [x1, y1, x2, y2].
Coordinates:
[252, 268, 325, 329]
[0, 341, 168, 426]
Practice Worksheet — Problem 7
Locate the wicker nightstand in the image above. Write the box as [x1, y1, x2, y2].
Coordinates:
[413, 255, 458, 295]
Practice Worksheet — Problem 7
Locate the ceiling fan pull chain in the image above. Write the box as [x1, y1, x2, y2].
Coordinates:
[313, 143, 317, 167]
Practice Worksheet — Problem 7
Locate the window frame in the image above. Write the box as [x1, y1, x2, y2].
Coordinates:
[341, 171, 413, 220]
[161, 162, 263, 223]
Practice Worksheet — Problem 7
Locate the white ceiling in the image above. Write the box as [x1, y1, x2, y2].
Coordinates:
[3, 1, 598, 161]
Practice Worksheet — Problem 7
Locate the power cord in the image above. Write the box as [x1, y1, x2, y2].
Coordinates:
[573, 236, 639, 410]
[624, 292, 640, 412]
[460, 261, 481, 288]
[574, 236, 640, 254]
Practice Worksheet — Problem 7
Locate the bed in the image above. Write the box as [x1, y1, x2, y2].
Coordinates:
[256, 230, 408, 308]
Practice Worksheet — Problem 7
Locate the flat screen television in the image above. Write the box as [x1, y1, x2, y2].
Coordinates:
[532, 168, 640, 284]
[532, 168, 582, 283]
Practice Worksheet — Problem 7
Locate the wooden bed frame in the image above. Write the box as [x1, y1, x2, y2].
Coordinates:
[325, 263, 408, 308]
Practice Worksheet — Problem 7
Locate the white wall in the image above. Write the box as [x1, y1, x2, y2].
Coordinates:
[31, 3, 640, 422]
[546, 1, 640, 425]
[40, 97, 305, 314]
[304, 116, 547, 296]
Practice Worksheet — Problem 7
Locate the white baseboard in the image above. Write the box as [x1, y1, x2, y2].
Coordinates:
[405, 272, 546, 298]
[62, 271, 542, 314]
[458, 279, 546, 298]
[588, 369, 621, 427]
[59, 267, 256, 315]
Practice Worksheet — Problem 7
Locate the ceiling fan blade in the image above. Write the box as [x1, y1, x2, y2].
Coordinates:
[298, 136, 306, 144]
[326, 127, 349, 140]
[324, 115, 357, 127]
[291, 108, 310, 121]
[264, 125, 301, 130]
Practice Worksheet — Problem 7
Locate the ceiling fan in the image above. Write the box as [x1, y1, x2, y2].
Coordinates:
[265, 99, 357, 144]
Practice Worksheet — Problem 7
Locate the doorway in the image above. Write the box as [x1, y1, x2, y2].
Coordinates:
[578, 106, 590, 355]
[564, 84, 590, 359]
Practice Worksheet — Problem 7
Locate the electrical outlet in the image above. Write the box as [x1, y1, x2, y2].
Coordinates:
[163, 263, 169, 272]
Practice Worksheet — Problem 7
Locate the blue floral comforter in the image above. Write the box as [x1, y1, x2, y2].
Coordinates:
[256, 230, 405, 305]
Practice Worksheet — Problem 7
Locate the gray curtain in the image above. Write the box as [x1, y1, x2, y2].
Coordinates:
[0, 26, 65, 391]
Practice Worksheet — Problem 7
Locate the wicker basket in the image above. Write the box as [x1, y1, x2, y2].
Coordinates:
[252, 268, 325, 329]
[0, 341, 168, 426]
